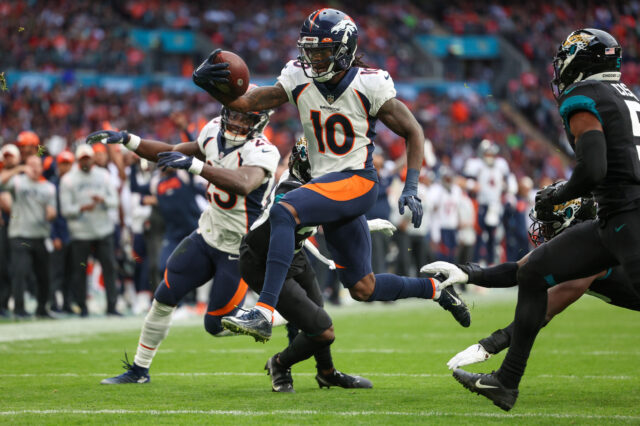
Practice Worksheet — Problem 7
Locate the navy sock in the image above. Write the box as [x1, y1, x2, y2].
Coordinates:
[257, 204, 297, 308]
[368, 274, 435, 301]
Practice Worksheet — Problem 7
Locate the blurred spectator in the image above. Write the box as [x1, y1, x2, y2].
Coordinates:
[430, 167, 462, 263]
[16, 131, 40, 162]
[0, 144, 21, 317]
[464, 139, 511, 264]
[456, 177, 477, 266]
[60, 144, 120, 316]
[503, 176, 534, 261]
[365, 152, 393, 274]
[49, 150, 75, 313]
[0, 155, 57, 318]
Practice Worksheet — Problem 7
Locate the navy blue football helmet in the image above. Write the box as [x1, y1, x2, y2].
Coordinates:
[297, 8, 358, 82]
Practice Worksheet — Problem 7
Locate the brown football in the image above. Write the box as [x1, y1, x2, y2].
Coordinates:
[212, 50, 250, 99]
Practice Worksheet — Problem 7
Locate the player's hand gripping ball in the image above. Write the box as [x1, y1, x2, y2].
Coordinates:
[193, 49, 249, 99]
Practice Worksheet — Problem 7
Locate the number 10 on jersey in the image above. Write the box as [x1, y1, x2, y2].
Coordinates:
[310, 110, 355, 155]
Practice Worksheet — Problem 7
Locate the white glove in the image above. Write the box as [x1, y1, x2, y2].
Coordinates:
[447, 343, 492, 370]
[367, 219, 397, 236]
[420, 261, 469, 287]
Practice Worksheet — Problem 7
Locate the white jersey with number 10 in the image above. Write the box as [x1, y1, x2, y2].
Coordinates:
[278, 60, 396, 178]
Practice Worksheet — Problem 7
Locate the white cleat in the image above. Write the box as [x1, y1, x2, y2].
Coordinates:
[447, 343, 492, 370]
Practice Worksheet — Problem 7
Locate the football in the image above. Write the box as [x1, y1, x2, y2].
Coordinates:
[213, 50, 250, 98]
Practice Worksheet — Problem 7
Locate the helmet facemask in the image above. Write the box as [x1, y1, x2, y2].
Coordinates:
[221, 108, 270, 147]
[297, 41, 356, 83]
[528, 196, 597, 246]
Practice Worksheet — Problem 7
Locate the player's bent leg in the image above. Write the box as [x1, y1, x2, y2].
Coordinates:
[101, 231, 217, 384]
[225, 203, 298, 341]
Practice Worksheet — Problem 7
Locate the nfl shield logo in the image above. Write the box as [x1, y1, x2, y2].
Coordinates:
[327, 94, 335, 104]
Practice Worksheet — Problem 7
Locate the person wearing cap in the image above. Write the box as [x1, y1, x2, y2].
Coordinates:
[16, 131, 40, 163]
[60, 144, 120, 316]
[0, 144, 21, 317]
[0, 155, 57, 319]
[49, 151, 75, 313]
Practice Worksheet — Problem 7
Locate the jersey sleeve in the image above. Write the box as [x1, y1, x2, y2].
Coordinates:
[277, 60, 309, 105]
[196, 118, 221, 154]
[241, 138, 281, 176]
[558, 82, 603, 132]
[360, 69, 397, 117]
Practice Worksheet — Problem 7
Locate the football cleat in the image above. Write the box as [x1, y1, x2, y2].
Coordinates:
[315, 369, 373, 389]
[264, 354, 294, 393]
[437, 285, 471, 327]
[452, 369, 518, 411]
[101, 354, 150, 385]
[221, 308, 272, 342]
[447, 343, 492, 370]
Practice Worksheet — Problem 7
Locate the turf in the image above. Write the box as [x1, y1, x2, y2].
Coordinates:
[1, 292, 639, 425]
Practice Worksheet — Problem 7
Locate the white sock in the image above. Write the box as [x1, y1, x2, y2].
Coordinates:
[431, 278, 442, 300]
[255, 305, 273, 322]
[133, 300, 176, 369]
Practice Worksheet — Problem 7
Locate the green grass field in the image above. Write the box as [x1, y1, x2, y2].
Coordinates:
[1, 292, 639, 425]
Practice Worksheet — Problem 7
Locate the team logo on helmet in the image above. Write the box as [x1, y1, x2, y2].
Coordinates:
[331, 19, 357, 37]
[562, 33, 594, 52]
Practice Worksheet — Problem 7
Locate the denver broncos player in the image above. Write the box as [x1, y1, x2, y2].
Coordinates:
[85, 99, 280, 384]
[426, 29, 640, 411]
[194, 8, 459, 343]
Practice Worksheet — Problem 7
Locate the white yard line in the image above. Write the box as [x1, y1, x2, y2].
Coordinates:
[0, 409, 637, 421]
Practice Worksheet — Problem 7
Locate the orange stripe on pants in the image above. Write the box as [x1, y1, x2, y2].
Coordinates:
[303, 174, 375, 202]
[207, 279, 249, 316]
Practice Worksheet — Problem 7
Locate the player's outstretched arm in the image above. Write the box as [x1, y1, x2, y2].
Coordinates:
[377, 98, 425, 228]
[192, 49, 288, 112]
[157, 150, 266, 196]
[86, 130, 203, 163]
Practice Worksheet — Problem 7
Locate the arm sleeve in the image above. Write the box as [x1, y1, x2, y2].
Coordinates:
[552, 130, 607, 203]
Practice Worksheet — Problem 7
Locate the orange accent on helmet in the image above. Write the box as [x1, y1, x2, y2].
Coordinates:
[321, 37, 333, 42]
[17, 131, 40, 146]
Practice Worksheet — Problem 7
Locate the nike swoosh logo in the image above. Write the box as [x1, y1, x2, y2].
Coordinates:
[448, 293, 462, 306]
[475, 378, 498, 389]
[615, 224, 626, 232]
[384, 72, 390, 80]
[261, 149, 271, 153]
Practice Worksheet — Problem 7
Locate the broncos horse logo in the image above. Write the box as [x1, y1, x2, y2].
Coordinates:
[331, 18, 357, 37]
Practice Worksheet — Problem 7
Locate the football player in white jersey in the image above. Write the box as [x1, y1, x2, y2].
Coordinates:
[194, 8, 469, 342]
[85, 101, 280, 384]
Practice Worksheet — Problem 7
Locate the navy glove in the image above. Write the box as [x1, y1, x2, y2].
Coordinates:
[193, 49, 231, 98]
[398, 168, 423, 228]
[157, 151, 194, 171]
[86, 130, 129, 145]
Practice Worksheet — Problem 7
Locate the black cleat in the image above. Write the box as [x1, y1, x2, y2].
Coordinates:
[315, 369, 373, 389]
[101, 353, 150, 384]
[452, 368, 518, 411]
[264, 355, 294, 393]
[437, 286, 471, 327]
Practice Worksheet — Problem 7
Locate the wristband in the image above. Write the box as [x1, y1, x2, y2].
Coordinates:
[188, 158, 204, 175]
[125, 133, 141, 151]
[402, 168, 420, 193]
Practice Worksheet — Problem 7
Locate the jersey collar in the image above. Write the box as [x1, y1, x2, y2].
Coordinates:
[217, 133, 244, 157]
[313, 67, 358, 104]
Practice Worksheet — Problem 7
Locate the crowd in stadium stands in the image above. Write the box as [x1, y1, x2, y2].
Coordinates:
[0, 1, 432, 78]
[3, 0, 639, 318]
[439, 1, 640, 144]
